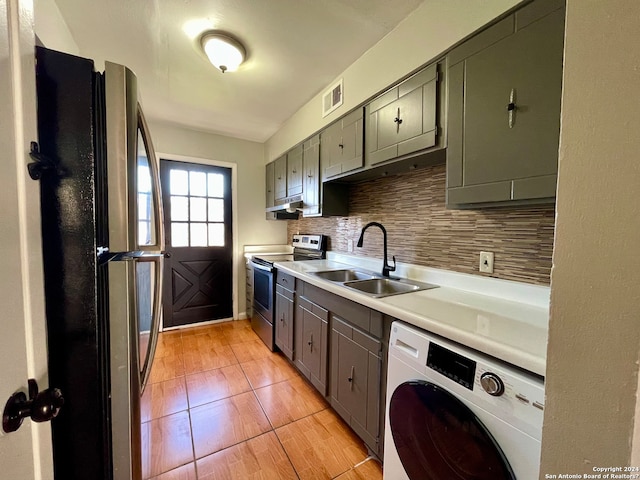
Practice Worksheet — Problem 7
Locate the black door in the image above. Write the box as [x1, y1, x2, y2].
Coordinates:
[160, 159, 233, 327]
[389, 381, 515, 480]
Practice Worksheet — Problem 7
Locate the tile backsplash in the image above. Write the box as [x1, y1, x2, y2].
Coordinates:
[287, 163, 555, 286]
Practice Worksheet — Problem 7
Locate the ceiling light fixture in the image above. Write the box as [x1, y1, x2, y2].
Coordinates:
[200, 31, 246, 73]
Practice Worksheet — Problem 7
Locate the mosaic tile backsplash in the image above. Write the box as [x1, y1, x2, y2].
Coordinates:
[287, 163, 555, 286]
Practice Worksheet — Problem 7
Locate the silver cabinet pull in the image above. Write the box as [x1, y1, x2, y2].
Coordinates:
[507, 88, 517, 128]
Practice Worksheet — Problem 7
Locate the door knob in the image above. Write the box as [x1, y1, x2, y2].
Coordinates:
[2, 379, 64, 433]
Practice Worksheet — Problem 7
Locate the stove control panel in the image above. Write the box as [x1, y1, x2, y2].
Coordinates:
[292, 234, 326, 252]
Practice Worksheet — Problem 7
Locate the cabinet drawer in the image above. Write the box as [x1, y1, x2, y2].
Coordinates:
[276, 271, 295, 290]
[275, 283, 294, 300]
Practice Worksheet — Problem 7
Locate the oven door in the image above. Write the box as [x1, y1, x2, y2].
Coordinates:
[251, 261, 275, 350]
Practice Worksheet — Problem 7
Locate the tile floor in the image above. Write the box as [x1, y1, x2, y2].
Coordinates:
[141, 319, 383, 480]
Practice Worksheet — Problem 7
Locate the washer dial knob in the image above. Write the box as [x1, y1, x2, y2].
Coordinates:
[480, 372, 504, 396]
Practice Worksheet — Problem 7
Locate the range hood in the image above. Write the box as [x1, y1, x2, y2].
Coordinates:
[266, 194, 303, 214]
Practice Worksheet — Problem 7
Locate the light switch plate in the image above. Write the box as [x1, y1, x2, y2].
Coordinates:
[479, 251, 494, 273]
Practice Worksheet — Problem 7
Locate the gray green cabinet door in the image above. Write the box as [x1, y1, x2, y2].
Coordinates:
[265, 161, 275, 207]
[274, 154, 287, 201]
[320, 108, 364, 181]
[447, 4, 565, 207]
[275, 285, 294, 360]
[265, 161, 276, 220]
[330, 316, 381, 455]
[286, 144, 303, 197]
[302, 135, 320, 216]
[366, 63, 438, 166]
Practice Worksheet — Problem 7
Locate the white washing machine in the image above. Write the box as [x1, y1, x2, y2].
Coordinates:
[384, 321, 544, 480]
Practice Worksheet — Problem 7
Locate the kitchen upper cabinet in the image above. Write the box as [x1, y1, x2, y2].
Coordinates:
[265, 161, 276, 220]
[302, 134, 349, 217]
[331, 315, 382, 456]
[446, 0, 565, 207]
[302, 135, 321, 216]
[295, 295, 329, 395]
[365, 62, 440, 167]
[275, 271, 295, 360]
[320, 108, 364, 181]
[274, 154, 287, 201]
[286, 144, 303, 197]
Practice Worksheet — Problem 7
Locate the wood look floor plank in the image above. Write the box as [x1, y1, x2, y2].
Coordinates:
[334, 458, 383, 480]
[183, 344, 238, 375]
[275, 409, 368, 480]
[154, 332, 184, 358]
[148, 462, 197, 480]
[146, 411, 194, 478]
[181, 330, 229, 350]
[240, 354, 300, 389]
[141, 377, 189, 422]
[149, 354, 186, 384]
[255, 375, 328, 428]
[196, 431, 297, 480]
[190, 391, 271, 459]
[229, 339, 272, 363]
[223, 324, 260, 345]
[185, 364, 251, 408]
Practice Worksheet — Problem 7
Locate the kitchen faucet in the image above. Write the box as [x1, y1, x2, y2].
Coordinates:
[356, 222, 396, 277]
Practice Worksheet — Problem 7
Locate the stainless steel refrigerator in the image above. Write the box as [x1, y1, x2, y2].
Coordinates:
[34, 47, 164, 480]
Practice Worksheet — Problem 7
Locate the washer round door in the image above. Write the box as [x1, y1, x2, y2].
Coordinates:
[389, 381, 515, 480]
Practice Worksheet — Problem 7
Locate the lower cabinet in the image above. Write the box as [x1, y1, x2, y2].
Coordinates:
[275, 284, 294, 360]
[330, 315, 382, 457]
[294, 296, 329, 395]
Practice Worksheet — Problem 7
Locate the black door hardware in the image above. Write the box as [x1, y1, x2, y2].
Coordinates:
[2, 379, 64, 433]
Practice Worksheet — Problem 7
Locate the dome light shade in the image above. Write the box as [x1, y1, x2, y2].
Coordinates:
[200, 32, 246, 73]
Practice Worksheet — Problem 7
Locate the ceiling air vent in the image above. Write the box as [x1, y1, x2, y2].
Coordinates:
[322, 79, 343, 117]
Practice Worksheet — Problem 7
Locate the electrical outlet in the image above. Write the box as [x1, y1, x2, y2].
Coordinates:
[479, 251, 494, 273]
[347, 239, 353, 253]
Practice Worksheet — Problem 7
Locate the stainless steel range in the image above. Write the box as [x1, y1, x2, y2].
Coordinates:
[250, 234, 327, 350]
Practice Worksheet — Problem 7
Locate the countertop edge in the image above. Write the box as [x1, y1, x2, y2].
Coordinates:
[273, 259, 547, 377]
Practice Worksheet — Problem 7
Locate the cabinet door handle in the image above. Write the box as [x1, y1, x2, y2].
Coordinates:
[348, 366, 355, 391]
[394, 107, 403, 133]
[307, 333, 313, 350]
[507, 88, 517, 128]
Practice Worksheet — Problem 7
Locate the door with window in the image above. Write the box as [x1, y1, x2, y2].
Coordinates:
[160, 160, 233, 328]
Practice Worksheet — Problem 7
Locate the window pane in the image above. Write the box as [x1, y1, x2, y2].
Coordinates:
[190, 223, 207, 246]
[170, 169, 189, 195]
[138, 165, 151, 193]
[190, 197, 207, 222]
[208, 198, 224, 222]
[208, 223, 224, 247]
[170, 196, 188, 221]
[171, 222, 189, 247]
[138, 193, 150, 221]
[138, 221, 149, 246]
[190, 171, 207, 197]
[208, 173, 224, 198]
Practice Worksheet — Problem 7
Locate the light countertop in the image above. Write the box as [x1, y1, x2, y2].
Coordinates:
[273, 255, 549, 377]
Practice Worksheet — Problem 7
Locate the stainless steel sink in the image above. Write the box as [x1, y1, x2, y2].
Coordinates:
[343, 277, 438, 298]
[312, 269, 378, 282]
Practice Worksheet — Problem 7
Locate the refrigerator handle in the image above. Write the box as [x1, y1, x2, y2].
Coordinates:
[138, 254, 163, 392]
[137, 104, 165, 252]
[136, 105, 164, 392]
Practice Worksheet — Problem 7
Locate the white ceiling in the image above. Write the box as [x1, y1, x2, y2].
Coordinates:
[54, 0, 424, 142]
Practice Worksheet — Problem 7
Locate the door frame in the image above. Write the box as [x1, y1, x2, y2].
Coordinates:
[156, 152, 238, 330]
[0, 0, 54, 478]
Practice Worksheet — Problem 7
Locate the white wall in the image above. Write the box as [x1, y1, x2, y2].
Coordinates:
[264, 0, 523, 161]
[541, 0, 640, 473]
[33, 0, 78, 54]
[147, 120, 287, 317]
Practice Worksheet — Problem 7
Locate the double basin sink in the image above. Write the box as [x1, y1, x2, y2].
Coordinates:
[311, 268, 438, 298]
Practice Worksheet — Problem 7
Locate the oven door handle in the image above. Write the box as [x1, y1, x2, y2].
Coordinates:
[251, 261, 274, 273]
